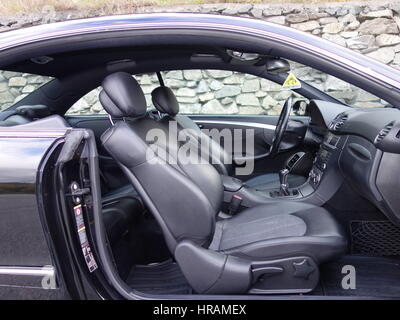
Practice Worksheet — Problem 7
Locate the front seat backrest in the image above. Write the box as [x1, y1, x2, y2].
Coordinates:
[152, 86, 234, 176]
[100, 72, 224, 252]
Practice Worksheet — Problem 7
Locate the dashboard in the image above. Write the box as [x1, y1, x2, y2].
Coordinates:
[308, 99, 400, 226]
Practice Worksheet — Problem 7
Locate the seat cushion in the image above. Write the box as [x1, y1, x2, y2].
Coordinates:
[245, 173, 307, 191]
[209, 202, 347, 263]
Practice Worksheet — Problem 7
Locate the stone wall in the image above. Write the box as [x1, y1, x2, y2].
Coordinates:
[0, 1, 399, 114]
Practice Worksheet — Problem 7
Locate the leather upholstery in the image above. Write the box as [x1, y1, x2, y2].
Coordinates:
[210, 202, 347, 263]
[245, 173, 307, 191]
[100, 72, 147, 118]
[100, 72, 346, 279]
[152, 86, 179, 116]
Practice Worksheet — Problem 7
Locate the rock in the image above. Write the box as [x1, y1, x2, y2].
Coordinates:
[0, 91, 15, 104]
[27, 75, 48, 84]
[322, 34, 346, 47]
[214, 85, 241, 99]
[209, 80, 223, 91]
[346, 35, 375, 50]
[308, 11, 329, 20]
[265, 16, 286, 25]
[223, 75, 242, 85]
[183, 70, 202, 81]
[199, 92, 214, 102]
[91, 102, 104, 113]
[8, 77, 27, 87]
[142, 85, 156, 94]
[357, 90, 380, 102]
[260, 79, 282, 91]
[238, 106, 264, 115]
[242, 79, 260, 93]
[139, 74, 152, 85]
[323, 22, 344, 34]
[394, 44, 400, 53]
[2, 71, 20, 79]
[236, 93, 260, 106]
[186, 81, 197, 88]
[319, 17, 338, 25]
[359, 9, 393, 21]
[345, 20, 360, 31]
[376, 34, 400, 47]
[177, 96, 199, 104]
[324, 75, 351, 92]
[291, 20, 320, 32]
[286, 13, 309, 24]
[70, 99, 90, 113]
[201, 99, 238, 114]
[341, 31, 358, 39]
[221, 97, 234, 105]
[238, 4, 253, 14]
[180, 103, 201, 114]
[165, 79, 185, 89]
[262, 96, 279, 109]
[339, 13, 357, 24]
[393, 53, 400, 65]
[366, 47, 396, 64]
[22, 85, 36, 94]
[255, 91, 267, 98]
[0, 82, 8, 92]
[165, 70, 183, 80]
[206, 70, 232, 78]
[250, 8, 263, 19]
[176, 88, 196, 97]
[197, 80, 210, 93]
[390, 3, 400, 15]
[262, 7, 282, 17]
[273, 90, 292, 101]
[359, 18, 399, 35]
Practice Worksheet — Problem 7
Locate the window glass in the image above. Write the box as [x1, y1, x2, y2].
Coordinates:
[0, 71, 53, 111]
[289, 61, 389, 108]
[66, 70, 306, 115]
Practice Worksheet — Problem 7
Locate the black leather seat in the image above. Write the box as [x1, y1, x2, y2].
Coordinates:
[151, 85, 307, 189]
[99, 72, 347, 294]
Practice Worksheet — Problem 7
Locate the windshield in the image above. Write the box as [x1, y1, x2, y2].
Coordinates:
[288, 61, 390, 108]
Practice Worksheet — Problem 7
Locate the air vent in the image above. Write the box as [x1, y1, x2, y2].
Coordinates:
[329, 113, 348, 131]
[375, 122, 394, 144]
[287, 154, 300, 169]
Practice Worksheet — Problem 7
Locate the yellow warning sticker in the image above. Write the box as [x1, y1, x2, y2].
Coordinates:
[282, 73, 301, 90]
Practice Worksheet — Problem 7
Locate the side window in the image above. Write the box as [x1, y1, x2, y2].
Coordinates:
[163, 70, 305, 115]
[0, 71, 53, 111]
[66, 70, 307, 115]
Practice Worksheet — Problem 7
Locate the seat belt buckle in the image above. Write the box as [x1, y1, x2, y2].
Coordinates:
[228, 194, 243, 215]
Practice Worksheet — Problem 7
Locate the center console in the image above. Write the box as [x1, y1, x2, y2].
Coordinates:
[222, 131, 346, 208]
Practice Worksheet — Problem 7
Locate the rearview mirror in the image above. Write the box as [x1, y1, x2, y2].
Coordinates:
[266, 58, 290, 74]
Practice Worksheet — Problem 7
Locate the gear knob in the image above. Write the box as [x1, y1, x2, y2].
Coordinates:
[279, 168, 290, 196]
[279, 168, 290, 186]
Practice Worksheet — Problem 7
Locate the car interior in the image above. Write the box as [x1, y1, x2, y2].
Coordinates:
[1, 44, 400, 298]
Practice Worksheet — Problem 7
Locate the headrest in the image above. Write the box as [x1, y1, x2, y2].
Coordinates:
[151, 86, 179, 116]
[100, 72, 147, 118]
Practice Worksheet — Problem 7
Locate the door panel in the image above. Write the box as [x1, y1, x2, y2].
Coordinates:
[189, 114, 310, 179]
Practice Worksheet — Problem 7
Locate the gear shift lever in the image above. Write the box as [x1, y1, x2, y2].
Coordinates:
[279, 168, 290, 196]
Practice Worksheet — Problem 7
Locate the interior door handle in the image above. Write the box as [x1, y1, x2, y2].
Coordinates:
[197, 124, 204, 129]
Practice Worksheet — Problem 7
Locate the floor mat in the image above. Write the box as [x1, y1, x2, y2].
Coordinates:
[126, 260, 193, 294]
[350, 220, 400, 256]
[318, 255, 400, 298]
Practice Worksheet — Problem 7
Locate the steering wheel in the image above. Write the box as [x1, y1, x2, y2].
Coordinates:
[233, 96, 293, 163]
[269, 96, 293, 155]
